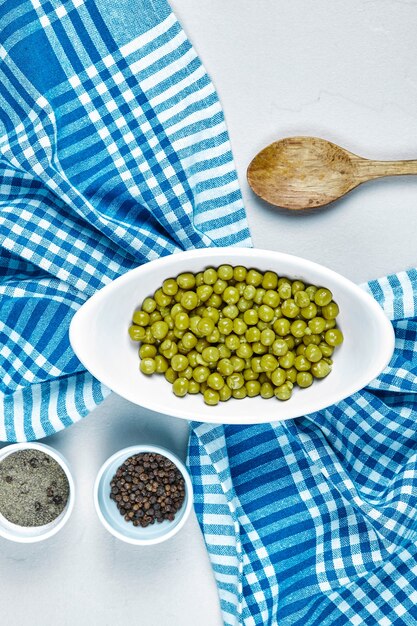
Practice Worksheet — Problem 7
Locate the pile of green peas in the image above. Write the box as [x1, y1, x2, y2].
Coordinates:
[128, 266, 344, 406]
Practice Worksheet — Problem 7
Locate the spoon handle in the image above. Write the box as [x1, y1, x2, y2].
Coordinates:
[356, 159, 417, 181]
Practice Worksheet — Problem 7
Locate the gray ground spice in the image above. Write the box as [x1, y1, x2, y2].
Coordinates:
[0, 450, 70, 527]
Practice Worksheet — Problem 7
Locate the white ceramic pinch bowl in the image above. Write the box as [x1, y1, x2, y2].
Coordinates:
[69, 247, 395, 424]
[0, 442, 75, 543]
[94, 445, 193, 545]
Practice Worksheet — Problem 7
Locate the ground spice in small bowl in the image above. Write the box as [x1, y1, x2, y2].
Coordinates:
[0, 450, 70, 527]
[110, 452, 186, 528]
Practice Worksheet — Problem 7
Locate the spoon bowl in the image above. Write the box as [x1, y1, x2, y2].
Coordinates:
[247, 136, 417, 210]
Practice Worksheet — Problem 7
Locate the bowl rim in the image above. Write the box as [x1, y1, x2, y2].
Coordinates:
[0, 442, 75, 543]
[70, 247, 395, 423]
[93, 444, 193, 545]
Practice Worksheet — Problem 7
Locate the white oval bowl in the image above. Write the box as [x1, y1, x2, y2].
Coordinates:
[94, 445, 193, 545]
[0, 442, 75, 543]
[69, 248, 395, 424]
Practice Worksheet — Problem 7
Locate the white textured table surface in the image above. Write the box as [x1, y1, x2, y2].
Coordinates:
[2, 2, 417, 625]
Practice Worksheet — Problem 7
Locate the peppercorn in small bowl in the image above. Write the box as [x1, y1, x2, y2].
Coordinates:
[94, 445, 193, 545]
[0, 442, 75, 543]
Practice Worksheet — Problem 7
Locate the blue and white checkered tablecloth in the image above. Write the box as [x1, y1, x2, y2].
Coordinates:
[1, 2, 417, 625]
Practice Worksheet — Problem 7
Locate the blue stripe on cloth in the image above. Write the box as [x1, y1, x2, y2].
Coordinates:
[189, 268, 417, 624]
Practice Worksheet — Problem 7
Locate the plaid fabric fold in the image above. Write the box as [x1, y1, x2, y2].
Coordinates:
[0, 0, 250, 441]
[188, 269, 417, 625]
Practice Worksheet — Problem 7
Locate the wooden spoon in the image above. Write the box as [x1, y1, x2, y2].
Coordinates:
[247, 136, 417, 210]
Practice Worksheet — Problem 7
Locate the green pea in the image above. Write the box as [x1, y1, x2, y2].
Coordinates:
[195, 338, 209, 353]
[275, 383, 292, 401]
[202, 346, 220, 363]
[233, 318, 247, 335]
[207, 372, 224, 390]
[140, 358, 156, 375]
[181, 332, 197, 350]
[292, 280, 305, 295]
[271, 367, 286, 386]
[294, 291, 310, 308]
[305, 285, 317, 300]
[245, 326, 260, 343]
[172, 377, 188, 397]
[154, 355, 169, 373]
[181, 291, 198, 311]
[142, 297, 156, 313]
[219, 385, 232, 401]
[129, 325, 146, 341]
[174, 289, 184, 303]
[278, 282, 292, 299]
[151, 320, 168, 339]
[260, 328, 275, 346]
[204, 388, 220, 405]
[290, 320, 307, 338]
[223, 304, 239, 319]
[311, 360, 332, 378]
[243, 309, 259, 326]
[197, 317, 215, 336]
[279, 351, 295, 369]
[305, 344, 323, 363]
[237, 297, 252, 313]
[232, 387, 247, 399]
[246, 380, 261, 397]
[197, 284, 213, 302]
[254, 288, 266, 305]
[296, 344, 307, 356]
[209, 278, 225, 295]
[225, 334, 240, 351]
[252, 342, 268, 355]
[286, 367, 297, 383]
[230, 266, 245, 282]
[195, 272, 204, 286]
[273, 318, 290, 336]
[251, 357, 263, 373]
[230, 356, 245, 372]
[188, 380, 200, 394]
[154, 289, 172, 308]
[322, 302, 339, 320]
[300, 303, 318, 320]
[223, 286, 240, 305]
[263, 290, 280, 308]
[246, 269, 263, 286]
[216, 318, 232, 335]
[260, 354, 278, 372]
[284, 336, 295, 350]
[262, 271, 278, 290]
[260, 382, 274, 398]
[171, 354, 189, 372]
[162, 278, 179, 296]
[294, 355, 311, 371]
[133, 310, 150, 326]
[139, 344, 157, 359]
[243, 284, 256, 300]
[314, 288, 333, 307]
[227, 373, 244, 390]
[218, 264, 234, 281]
[218, 344, 232, 359]
[173, 328, 185, 340]
[308, 317, 326, 334]
[203, 268, 217, 285]
[243, 368, 258, 381]
[303, 334, 321, 346]
[281, 299, 300, 319]
[271, 338, 288, 356]
[193, 365, 210, 383]
[236, 342, 253, 359]
[324, 328, 344, 346]
[149, 311, 162, 325]
[319, 342, 334, 357]
[324, 319, 336, 330]
[176, 273, 195, 290]
[160, 339, 178, 359]
[165, 367, 178, 383]
[217, 358, 234, 377]
[257, 304, 274, 322]
[297, 372, 313, 388]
